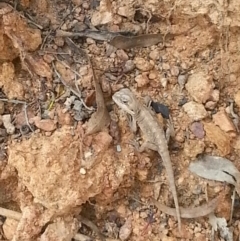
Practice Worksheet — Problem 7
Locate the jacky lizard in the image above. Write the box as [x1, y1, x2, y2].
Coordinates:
[112, 88, 181, 231]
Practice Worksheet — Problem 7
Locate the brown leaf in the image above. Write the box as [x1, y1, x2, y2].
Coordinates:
[109, 33, 174, 49]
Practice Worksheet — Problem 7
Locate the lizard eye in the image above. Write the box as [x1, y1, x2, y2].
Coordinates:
[121, 98, 129, 104]
[121, 94, 130, 104]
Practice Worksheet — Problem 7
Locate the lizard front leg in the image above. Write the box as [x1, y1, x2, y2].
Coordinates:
[134, 140, 159, 153]
[126, 114, 137, 133]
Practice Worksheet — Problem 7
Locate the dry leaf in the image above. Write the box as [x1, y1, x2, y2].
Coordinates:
[110, 33, 174, 49]
[189, 155, 239, 185]
[203, 122, 231, 155]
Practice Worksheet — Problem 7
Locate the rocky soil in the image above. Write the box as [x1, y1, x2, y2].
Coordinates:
[0, 0, 240, 240]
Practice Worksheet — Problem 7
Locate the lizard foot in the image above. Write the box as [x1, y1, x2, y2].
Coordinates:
[128, 139, 140, 151]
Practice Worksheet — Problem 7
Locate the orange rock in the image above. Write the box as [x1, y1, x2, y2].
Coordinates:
[212, 109, 236, 133]
[203, 122, 231, 156]
[33, 116, 57, 132]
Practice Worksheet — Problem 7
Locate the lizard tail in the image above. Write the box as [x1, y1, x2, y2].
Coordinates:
[159, 151, 182, 232]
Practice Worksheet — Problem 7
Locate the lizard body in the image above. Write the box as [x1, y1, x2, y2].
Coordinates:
[112, 88, 181, 231]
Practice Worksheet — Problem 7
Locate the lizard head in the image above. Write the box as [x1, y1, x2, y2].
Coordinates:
[112, 88, 137, 115]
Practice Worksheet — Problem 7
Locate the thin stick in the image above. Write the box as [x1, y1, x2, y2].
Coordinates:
[0, 207, 21, 220]
[0, 99, 26, 105]
[23, 103, 34, 132]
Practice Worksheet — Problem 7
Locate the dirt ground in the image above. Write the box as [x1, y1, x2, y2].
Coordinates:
[0, 0, 240, 240]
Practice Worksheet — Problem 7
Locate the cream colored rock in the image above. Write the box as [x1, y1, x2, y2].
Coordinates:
[2, 114, 15, 134]
[183, 101, 208, 121]
[135, 74, 149, 87]
[134, 57, 153, 71]
[186, 72, 214, 103]
[91, 0, 113, 26]
[117, 6, 135, 18]
[149, 49, 160, 60]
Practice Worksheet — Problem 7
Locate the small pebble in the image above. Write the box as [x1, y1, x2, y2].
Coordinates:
[148, 70, 158, 80]
[116, 49, 129, 61]
[73, 100, 82, 111]
[210, 89, 219, 102]
[123, 60, 135, 73]
[170, 66, 180, 76]
[2, 115, 15, 134]
[190, 122, 205, 139]
[117, 6, 135, 18]
[160, 77, 168, 88]
[162, 63, 170, 70]
[54, 37, 64, 47]
[205, 101, 217, 110]
[185, 71, 214, 103]
[134, 57, 153, 71]
[80, 168, 86, 175]
[149, 49, 160, 60]
[135, 74, 149, 87]
[116, 144, 121, 152]
[177, 74, 188, 90]
[82, 2, 89, 9]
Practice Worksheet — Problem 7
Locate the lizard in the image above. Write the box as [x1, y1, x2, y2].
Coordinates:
[112, 88, 181, 231]
[85, 59, 110, 135]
